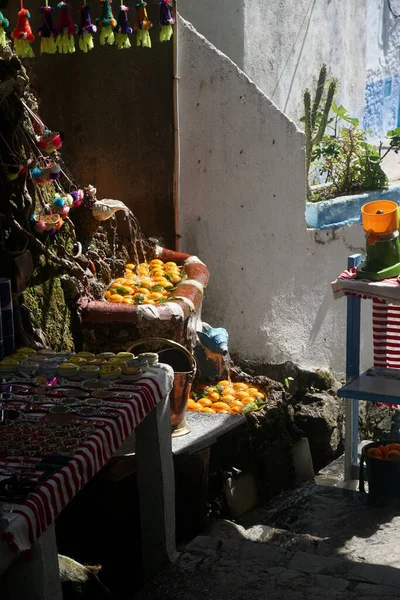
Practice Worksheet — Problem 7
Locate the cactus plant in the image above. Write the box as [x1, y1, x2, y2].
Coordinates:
[303, 65, 337, 196]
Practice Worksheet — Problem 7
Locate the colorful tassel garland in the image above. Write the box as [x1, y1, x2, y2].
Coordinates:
[0, 11, 9, 48]
[96, 0, 116, 46]
[55, 1, 77, 54]
[12, 5, 35, 59]
[38, 5, 57, 54]
[134, 1, 152, 48]
[114, 4, 132, 50]
[78, 3, 96, 53]
[159, 0, 175, 42]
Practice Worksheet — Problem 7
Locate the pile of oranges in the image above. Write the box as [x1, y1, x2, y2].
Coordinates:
[187, 380, 267, 415]
[367, 443, 400, 461]
[104, 259, 184, 305]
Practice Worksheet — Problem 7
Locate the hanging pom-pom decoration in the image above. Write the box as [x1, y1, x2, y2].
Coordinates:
[78, 1, 96, 53]
[134, 1, 152, 48]
[38, 3, 57, 54]
[159, 0, 174, 42]
[96, 0, 116, 46]
[12, 3, 35, 59]
[0, 11, 9, 48]
[114, 4, 132, 50]
[37, 130, 64, 153]
[55, 1, 76, 54]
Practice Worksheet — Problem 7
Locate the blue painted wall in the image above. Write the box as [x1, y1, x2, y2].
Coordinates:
[364, 76, 400, 139]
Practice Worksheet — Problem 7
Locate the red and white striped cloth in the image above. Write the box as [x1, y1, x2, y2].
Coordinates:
[332, 269, 400, 369]
[0, 366, 174, 554]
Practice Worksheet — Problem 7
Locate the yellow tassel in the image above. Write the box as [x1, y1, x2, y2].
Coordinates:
[79, 31, 94, 53]
[136, 29, 151, 48]
[14, 38, 34, 58]
[159, 24, 173, 42]
[56, 33, 75, 54]
[100, 26, 114, 45]
[115, 32, 130, 50]
[0, 28, 6, 48]
[40, 36, 57, 54]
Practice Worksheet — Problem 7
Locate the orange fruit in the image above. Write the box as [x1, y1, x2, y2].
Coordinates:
[220, 394, 235, 404]
[149, 292, 164, 301]
[164, 262, 178, 268]
[231, 400, 244, 408]
[198, 398, 213, 407]
[218, 380, 231, 387]
[121, 298, 134, 304]
[234, 391, 249, 399]
[212, 401, 230, 411]
[187, 399, 197, 409]
[150, 259, 163, 266]
[126, 264, 135, 270]
[190, 403, 202, 412]
[137, 288, 151, 296]
[229, 406, 243, 414]
[233, 382, 248, 391]
[105, 291, 112, 299]
[241, 396, 254, 405]
[170, 275, 182, 284]
[114, 278, 127, 284]
[387, 451, 400, 461]
[199, 407, 216, 413]
[248, 387, 259, 395]
[209, 392, 220, 401]
[217, 410, 229, 414]
[109, 294, 124, 303]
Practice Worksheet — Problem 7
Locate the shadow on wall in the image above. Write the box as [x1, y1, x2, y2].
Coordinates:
[9, 0, 175, 248]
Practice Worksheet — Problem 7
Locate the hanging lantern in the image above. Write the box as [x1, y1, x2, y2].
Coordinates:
[12, 3, 35, 59]
[55, 1, 77, 54]
[159, 0, 175, 42]
[96, 0, 117, 46]
[0, 11, 9, 48]
[114, 3, 132, 50]
[134, 1, 152, 48]
[38, 2, 57, 55]
[78, 1, 96, 52]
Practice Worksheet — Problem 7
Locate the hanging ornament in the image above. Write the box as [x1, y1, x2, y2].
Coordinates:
[37, 130, 64, 153]
[96, 0, 116, 46]
[78, 0, 96, 53]
[38, 2, 57, 54]
[0, 11, 9, 48]
[159, 0, 174, 42]
[31, 162, 60, 184]
[70, 189, 84, 208]
[114, 3, 132, 49]
[12, 2, 35, 59]
[55, 1, 77, 54]
[134, 1, 152, 48]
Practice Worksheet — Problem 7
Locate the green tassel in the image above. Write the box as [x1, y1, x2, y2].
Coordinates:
[56, 33, 75, 53]
[115, 32, 130, 49]
[159, 24, 172, 42]
[79, 31, 94, 53]
[40, 36, 57, 55]
[100, 25, 114, 45]
[136, 28, 151, 48]
[14, 38, 34, 58]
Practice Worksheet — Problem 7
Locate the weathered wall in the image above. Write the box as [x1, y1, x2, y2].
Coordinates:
[181, 0, 367, 127]
[12, 0, 175, 248]
[178, 18, 373, 375]
[363, 0, 400, 140]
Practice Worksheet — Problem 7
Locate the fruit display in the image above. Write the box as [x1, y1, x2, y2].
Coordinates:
[187, 380, 267, 415]
[104, 259, 185, 305]
[367, 443, 400, 461]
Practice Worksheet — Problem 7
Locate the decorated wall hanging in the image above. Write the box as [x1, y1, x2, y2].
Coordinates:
[78, 1, 96, 53]
[96, 0, 116, 46]
[37, 130, 63, 153]
[12, 2, 35, 59]
[0, 10, 9, 48]
[55, 1, 77, 54]
[159, 0, 174, 42]
[114, 3, 132, 50]
[134, 1, 152, 48]
[37, 2, 57, 55]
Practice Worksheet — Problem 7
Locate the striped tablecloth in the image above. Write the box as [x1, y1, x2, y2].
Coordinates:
[0, 365, 174, 554]
[332, 269, 400, 370]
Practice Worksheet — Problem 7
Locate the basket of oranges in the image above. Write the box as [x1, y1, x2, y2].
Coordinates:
[360, 440, 400, 504]
[104, 258, 185, 306]
[187, 380, 267, 415]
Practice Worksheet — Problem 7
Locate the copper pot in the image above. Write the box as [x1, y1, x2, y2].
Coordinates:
[126, 338, 196, 437]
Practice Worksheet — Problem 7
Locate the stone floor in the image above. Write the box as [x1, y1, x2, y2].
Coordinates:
[135, 460, 400, 600]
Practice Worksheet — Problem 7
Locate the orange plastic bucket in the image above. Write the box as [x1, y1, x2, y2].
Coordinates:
[361, 200, 399, 238]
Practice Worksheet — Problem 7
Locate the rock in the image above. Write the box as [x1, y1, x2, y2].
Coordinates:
[287, 551, 342, 575]
[292, 391, 344, 472]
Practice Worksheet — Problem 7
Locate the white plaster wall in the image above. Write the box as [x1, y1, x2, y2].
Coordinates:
[181, 1, 367, 127]
[178, 18, 373, 375]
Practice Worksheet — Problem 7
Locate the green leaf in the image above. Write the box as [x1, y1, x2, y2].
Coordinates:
[242, 403, 257, 415]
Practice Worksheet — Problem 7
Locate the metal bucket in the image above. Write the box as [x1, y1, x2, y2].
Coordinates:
[126, 338, 196, 438]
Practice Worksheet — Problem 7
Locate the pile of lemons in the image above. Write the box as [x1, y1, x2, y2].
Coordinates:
[104, 259, 184, 305]
[187, 380, 267, 415]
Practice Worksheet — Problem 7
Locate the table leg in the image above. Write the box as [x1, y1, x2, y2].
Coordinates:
[1, 524, 62, 600]
[135, 394, 177, 581]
